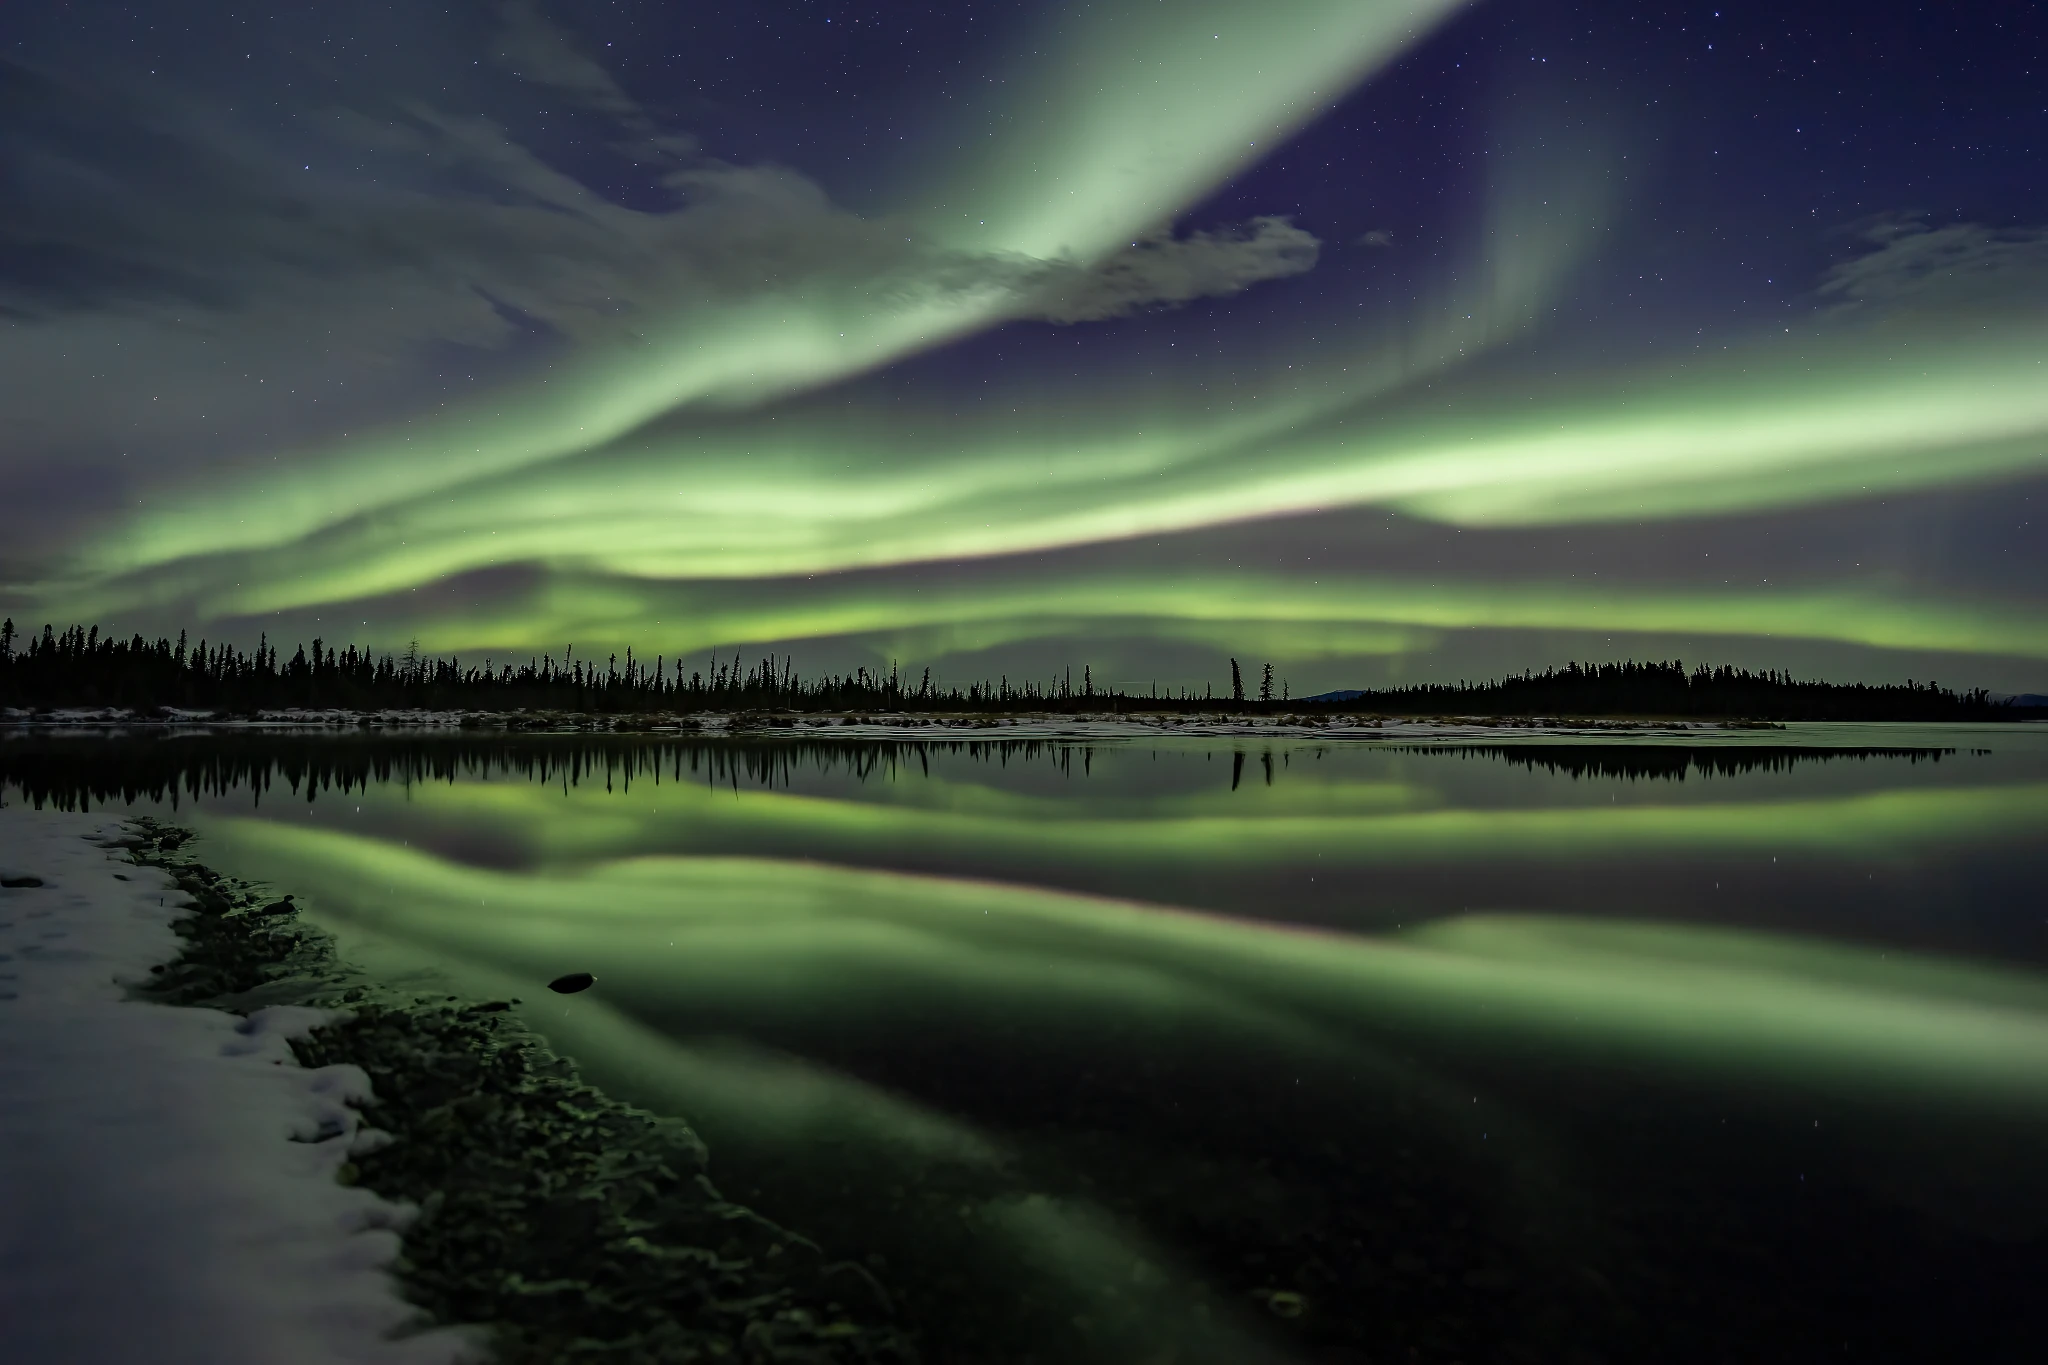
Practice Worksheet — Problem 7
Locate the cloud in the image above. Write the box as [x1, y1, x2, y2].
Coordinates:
[1819, 215, 2048, 315]
[0, 45, 1326, 514]
[492, 0, 641, 122]
[480, 0, 1337, 340]
[0, 56, 977, 533]
[1356, 229, 1396, 247]
[489, 0, 697, 161]
[1017, 217, 1321, 323]
[0, 51, 1325, 567]
[0, 42, 1320, 358]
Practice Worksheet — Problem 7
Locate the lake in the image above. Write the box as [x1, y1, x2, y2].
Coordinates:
[6, 723, 2047, 1363]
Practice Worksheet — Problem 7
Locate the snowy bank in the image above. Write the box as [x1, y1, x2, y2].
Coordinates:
[0, 809, 472, 1365]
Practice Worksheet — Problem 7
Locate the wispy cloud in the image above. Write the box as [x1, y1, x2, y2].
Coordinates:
[1820, 215, 2048, 315]
[1018, 217, 1321, 323]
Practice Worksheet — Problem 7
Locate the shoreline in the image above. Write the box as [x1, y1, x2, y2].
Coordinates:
[2, 811, 915, 1365]
[0, 706, 1840, 735]
[7, 705, 2041, 738]
[0, 811, 472, 1365]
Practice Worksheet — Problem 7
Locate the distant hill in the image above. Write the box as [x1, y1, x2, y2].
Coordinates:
[1286, 662, 2025, 721]
[1306, 685, 2043, 712]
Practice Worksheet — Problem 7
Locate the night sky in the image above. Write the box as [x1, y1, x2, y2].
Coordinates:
[3, 1, 2043, 693]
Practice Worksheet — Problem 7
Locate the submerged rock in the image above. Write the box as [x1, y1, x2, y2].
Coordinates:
[547, 971, 596, 994]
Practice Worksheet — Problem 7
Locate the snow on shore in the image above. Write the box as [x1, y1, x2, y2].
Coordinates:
[0, 809, 473, 1365]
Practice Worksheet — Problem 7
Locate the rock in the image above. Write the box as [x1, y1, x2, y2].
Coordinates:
[547, 972, 596, 995]
[1, 877, 45, 889]
[1264, 1290, 1307, 1319]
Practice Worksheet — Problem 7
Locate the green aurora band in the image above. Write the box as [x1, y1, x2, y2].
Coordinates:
[57, 312, 2048, 667]
[403, 566, 2048, 662]
[71, 1, 1472, 583]
[24, 0, 2048, 677]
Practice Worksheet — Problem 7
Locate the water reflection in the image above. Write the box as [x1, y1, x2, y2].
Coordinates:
[6, 728, 2048, 1360]
[15, 729, 2043, 958]
[0, 730, 1985, 809]
[206, 821, 2048, 1363]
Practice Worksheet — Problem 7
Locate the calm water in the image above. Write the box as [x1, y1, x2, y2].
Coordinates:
[7, 724, 2048, 1362]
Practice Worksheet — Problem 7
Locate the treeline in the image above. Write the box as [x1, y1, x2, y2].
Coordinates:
[0, 620, 2036, 721]
[0, 618, 1152, 714]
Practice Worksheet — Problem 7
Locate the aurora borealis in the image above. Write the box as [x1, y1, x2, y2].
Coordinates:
[4, 1, 2045, 690]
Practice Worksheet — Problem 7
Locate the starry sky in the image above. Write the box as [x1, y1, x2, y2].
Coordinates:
[2, 0, 2044, 693]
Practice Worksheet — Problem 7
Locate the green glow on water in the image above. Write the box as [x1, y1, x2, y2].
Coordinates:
[254, 758, 2048, 873]
[202, 811, 2048, 1112]
[113, 729, 2048, 1354]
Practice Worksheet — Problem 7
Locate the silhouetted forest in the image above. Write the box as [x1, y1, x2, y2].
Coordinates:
[0, 618, 2038, 720]
[1310, 659, 2033, 722]
[0, 618, 1133, 714]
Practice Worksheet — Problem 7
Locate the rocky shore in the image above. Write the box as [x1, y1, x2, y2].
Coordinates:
[125, 818, 917, 1365]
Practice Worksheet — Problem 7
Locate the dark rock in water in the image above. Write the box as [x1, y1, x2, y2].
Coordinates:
[547, 972, 596, 994]
[1263, 1289, 1307, 1319]
[259, 896, 296, 915]
[1, 877, 45, 889]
